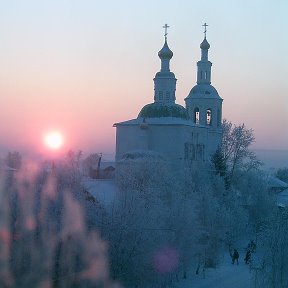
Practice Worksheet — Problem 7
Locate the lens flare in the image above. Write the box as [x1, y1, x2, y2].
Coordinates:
[44, 131, 63, 150]
[153, 247, 179, 274]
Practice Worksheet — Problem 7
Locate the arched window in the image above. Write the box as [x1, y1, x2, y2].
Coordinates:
[194, 107, 200, 124]
[206, 108, 212, 125]
[196, 144, 204, 160]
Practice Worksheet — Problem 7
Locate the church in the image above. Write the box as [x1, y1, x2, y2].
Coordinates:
[114, 24, 223, 167]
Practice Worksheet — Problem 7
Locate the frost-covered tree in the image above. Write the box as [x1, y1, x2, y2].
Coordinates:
[109, 152, 210, 287]
[64, 150, 83, 183]
[221, 119, 262, 184]
[256, 209, 288, 288]
[211, 147, 227, 177]
[185, 165, 248, 269]
[233, 171, 273, 241]
[83, 153, 102, 178]
[111, 154, 177, 287]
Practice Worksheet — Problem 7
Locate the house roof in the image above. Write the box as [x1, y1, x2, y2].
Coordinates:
[277, 188, 288, 207]
[266, 175, 288, 188]
[82, 179, 118, 209]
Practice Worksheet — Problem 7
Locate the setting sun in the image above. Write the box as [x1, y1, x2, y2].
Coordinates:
[44, 131, 63, 150]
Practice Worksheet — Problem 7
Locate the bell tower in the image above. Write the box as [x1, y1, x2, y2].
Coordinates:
[185, 23, 223, 157]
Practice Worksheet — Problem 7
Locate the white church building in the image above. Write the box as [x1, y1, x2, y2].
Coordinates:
[114, 25, 223, 167]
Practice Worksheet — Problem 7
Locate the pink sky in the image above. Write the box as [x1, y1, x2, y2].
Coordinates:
[0, 0, 287, 160]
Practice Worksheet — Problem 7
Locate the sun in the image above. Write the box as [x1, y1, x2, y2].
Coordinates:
[44, 131, 64, 150]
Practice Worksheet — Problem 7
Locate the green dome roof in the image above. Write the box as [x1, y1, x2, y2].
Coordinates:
[138, 103, 189, 119]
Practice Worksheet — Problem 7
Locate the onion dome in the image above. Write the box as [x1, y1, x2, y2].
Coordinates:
[138, 103, 188, 119]
[200, 38, 210, 50]
[158, 40, 173, 59]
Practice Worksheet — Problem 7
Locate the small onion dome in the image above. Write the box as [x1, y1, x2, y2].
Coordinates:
[200, 38, 210, 50]
[158, 40, 173, 59]
[138, 103, 188, 119]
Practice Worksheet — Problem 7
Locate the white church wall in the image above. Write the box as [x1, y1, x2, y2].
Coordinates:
[148, 125, 187, 164]
[115, 125, 148, 162]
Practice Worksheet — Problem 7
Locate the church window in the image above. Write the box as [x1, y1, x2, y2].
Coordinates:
[203, 144, 205, 160]
[205, 71, 208, 79]
[184, 143, 195, 161]
[196, 144, 204, 160]
[194, 108, 200, 124]
[159, 91, 163, 100]
[191, 144, 196, 160]
[166, 91, 170, 100]
[206, 108, 212, 125]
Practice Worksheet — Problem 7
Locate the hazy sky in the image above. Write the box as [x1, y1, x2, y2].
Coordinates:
[0, 0, 287, 159]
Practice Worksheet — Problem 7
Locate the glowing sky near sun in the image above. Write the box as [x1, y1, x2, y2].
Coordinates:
[44, 131, 63, 150]
[0, 0, 287, 159]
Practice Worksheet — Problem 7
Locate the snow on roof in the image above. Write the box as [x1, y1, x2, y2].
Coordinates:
[114, 117, 207, 127]
[82, 179, 118, 208]
[266, 175, 288, 188]
[277, 188, 288, 207]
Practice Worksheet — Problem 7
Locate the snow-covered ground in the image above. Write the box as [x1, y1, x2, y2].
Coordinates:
[175, 253, 253, 288]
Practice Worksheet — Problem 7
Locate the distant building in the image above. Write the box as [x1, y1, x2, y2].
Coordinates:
[88, 162, 115, 179]
[114, 25, 223, 167]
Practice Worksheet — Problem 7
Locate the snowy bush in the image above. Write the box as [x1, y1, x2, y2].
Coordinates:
[256, 209, 288, 288]
[0, 161, 119, 288]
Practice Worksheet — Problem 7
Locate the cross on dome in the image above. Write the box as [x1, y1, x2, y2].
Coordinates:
[202, 23, 208, 38]
[163, 24, 170, 40]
